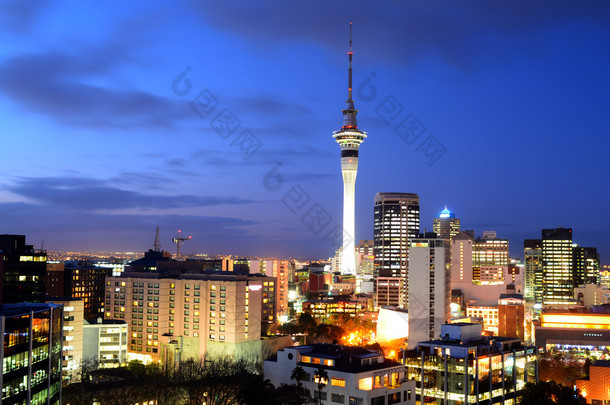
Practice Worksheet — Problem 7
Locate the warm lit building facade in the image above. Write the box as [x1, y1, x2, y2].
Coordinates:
[374, 193, 420, 309]
[376, 277, 402, 308]
[575, 284, 610, 307]
[466, 305, 499, 335]
[472, 232, 509, 283]
[575, 360, 610, 404]
[105, 271, 276, 363]
[265, 344, 416, 405]
[535, 312, 610, 353]
[46, 261, 113, 323]
[498, 294, 525, 341]
[404, 323, 537, 405]
[303, 299, 367, 321]
[0, 303, 63, 405]
[542, 227, 574, 304]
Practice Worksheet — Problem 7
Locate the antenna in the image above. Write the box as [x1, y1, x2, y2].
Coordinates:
[154, 225, 162, 251]
[348, 22, 353, 101]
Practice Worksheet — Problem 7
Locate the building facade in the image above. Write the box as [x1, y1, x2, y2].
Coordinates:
[83, 319, 128, 368]
[542, 227, 574, 304]
[374, 193, 420, 308]
[432, 207, 460, 243]
[46, 298, 84, 382]
[524, 239, 543, 302]
[404, 323, 537, 405]
[407, 234, 450, 348]
[0, 235, 47, 304]
[265, 344, 415, 405]
[0, 303, 63, 405]
[105, 271, 276, 364]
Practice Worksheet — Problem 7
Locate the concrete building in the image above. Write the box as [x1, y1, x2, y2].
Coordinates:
[375, 277, 402, 308]
[46, 297, 84, 382]
[498, 293, 525, 341]
[374, 192, 420, 309]
[472, 232, 509, 283]
[376, 306, 409, 344]
[432, 206, 460, 242]
[0, 303, 63, 404]
[105, 271, 277, 364]
[0, 234, 47, 303]
[466, 305, 499, 334]
[407, 233, 450, 348]
[265, 344, 415, 405]
[575, 360, 610, 404]
[357, 240, 375, 276]
[404, 323, 537, 405]
[83, 319, 128, 368]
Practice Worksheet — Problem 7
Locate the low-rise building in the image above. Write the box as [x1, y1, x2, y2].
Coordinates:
[404, 323, 537, 404]
[303, 297, 367, 321]
[83, 319, 128, 368]
[0, 303, 63, 404]
[535, 311, 610, 354]
[575, 360, 610, 404]
[265, 344, 416, 405]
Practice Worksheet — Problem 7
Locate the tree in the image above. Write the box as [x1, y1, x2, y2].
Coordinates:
[313, 366, 328, 405]
[291, 365, 309, 391]
[518, 381, 586, 405]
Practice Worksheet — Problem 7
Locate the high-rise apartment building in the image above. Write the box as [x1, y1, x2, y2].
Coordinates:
[46, 297, 84, 381]
[105, 271, 276, 363]
[0, 234, 47, 303]
[407, 233, 450, 348]
[356, 240, 375, 275]
[524, 239, 543, 302]
[451, 231, 475, 285]
[374, 192, 420, 308]
[432, 207, 460, 242]
[542, 227, 574, 304]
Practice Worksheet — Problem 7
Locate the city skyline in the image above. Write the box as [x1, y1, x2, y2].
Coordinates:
[1, 2, 609, 260]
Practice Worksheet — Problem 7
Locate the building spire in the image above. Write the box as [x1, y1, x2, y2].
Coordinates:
[348, 21, 353, 101]
[341, 22, 358, 130]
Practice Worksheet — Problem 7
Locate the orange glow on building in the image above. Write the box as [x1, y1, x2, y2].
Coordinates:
[540, 313, 610, 329]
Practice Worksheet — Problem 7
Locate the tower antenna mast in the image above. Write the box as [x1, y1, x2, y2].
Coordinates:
[154, 225, 162, 251]
[348, 21, 353, 101]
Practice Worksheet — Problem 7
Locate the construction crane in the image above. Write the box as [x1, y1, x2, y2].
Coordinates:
[172, 230, 191, 257]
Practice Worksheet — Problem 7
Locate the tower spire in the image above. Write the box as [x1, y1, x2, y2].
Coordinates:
[348, 21, 353, 101]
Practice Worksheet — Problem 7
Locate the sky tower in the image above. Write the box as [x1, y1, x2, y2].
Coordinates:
[333, 22, 367, 275]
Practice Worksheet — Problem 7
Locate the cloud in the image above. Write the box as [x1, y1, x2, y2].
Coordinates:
[0, 201, 259, 253]
[0, 47, 192, 130]
[192, 1, 610, 68]
[7, 176, 252, 210]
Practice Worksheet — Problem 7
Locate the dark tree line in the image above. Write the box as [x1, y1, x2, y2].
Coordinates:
[62, 356, 315, 405]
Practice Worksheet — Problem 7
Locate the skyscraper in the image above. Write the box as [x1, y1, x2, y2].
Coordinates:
[373, 192, 420, 308]
[407, 233, 450, 347]
[333, 23, 366, 275]
[524, 239, 543, 302]
[542, 227, 573, 304]
[432, 206, 460, 242]
[573, 246, 600, 286]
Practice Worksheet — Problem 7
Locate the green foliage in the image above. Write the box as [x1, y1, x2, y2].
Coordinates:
[518, 381, 586, 405]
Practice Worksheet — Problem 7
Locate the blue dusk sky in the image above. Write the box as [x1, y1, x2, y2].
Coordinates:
[0, 1, 609, 260]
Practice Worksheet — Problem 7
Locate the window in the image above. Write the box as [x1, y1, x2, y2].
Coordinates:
[348, 397, 363, 405]
[314, 391, 327, 401]
[371, 396, 385, 405]
[358, 377, 372, 391]
[331, 393, 345, 403]
[388, 392, 400, 405]
[331, 378, 345, 387]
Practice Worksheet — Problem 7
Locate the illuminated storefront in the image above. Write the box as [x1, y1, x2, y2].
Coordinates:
[535, 312, 610, 354]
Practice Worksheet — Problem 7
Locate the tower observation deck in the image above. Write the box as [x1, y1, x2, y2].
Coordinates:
[333, 23, 367, 275]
